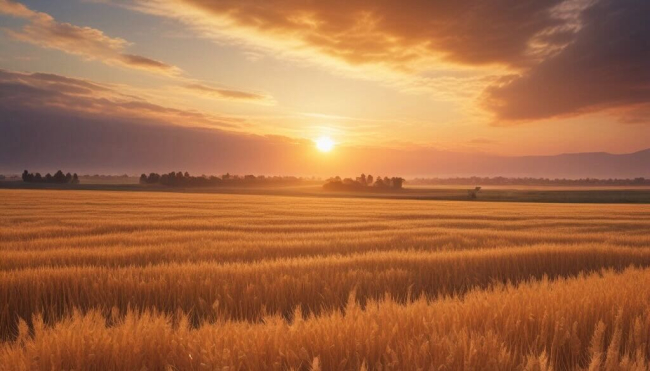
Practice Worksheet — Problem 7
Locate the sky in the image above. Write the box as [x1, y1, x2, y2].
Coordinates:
[0, 0, 649, 176]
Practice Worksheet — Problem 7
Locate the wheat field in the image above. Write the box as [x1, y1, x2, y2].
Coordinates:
[1, 189, 650, 370]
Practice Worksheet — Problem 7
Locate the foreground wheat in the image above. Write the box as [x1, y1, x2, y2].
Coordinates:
[1, 189, 650, 370]
[2, 268, 650, 370]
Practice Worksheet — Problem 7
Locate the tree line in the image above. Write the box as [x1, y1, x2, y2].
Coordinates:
[410, 176, 650, 186]
[323, 174, 405, 191]
[140, 172, 303, 187]
[22, 170, 79, 184]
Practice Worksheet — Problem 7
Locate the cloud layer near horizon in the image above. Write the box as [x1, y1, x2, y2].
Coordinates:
[128, 0, 649, 125]
[1, 68, 648, 178]
[0, 68, 312, 174]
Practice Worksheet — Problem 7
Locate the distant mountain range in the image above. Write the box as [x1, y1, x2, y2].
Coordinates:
[427, 148, 650, 178]
[339, 147, 650, 179]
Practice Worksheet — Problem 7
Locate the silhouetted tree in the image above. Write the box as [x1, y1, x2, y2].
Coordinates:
[65, 173, 72, 183]
[53, 170, 66, 183]
[72, 173, 79, 184]
[324, 173, 404, 192]
[132, 170, 303, 188]
[391, 177, 405, 189]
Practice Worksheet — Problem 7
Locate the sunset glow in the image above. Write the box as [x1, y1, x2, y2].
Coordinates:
[315, 136, 335, 153]
[1, 2, 650, 369]
[0, 0, 648, 176]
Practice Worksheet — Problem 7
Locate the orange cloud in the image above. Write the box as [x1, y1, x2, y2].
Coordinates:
[0, 0, 33, 18]
[182, 83, 274, 104]
[119, 54, 180, 74]
[138, 0, 568, 69]
[0, 0, 181, 75]
[0, 1, 275, 104]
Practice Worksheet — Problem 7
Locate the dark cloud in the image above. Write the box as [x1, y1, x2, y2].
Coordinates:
[482, 0, 650, 123]
[0, 69, 308, 174]
[0, 69, 241, 129]
[0, 107, 312, 175]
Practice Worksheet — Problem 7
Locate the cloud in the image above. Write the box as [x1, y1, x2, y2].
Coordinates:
[0, 107, 314, 175]
[122, 0, 647, 124]
[1, 69, 648, 177]
[481, 0, 650, 124]
[0, 0, 33, 18]
[0, 1, 274, 103]
[106, 0, 574, 107]
[0, 69, 312, 175]
[119, 54, 180, 74]
[182, 83, 274, 104]
[130, 0, 571, 70]
[4, 0, 646, 126]
[0, 0, 181, 75]
[2, 102, 648, 178]
[0, 68, 242, 129]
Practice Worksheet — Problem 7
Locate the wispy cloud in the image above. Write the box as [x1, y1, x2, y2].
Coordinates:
[182, 83, 275, 105]
[0, 0, 181, 75]
[0, 0, 274, 104]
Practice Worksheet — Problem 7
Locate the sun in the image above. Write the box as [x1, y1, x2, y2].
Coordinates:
[315, 136, 335, 152]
